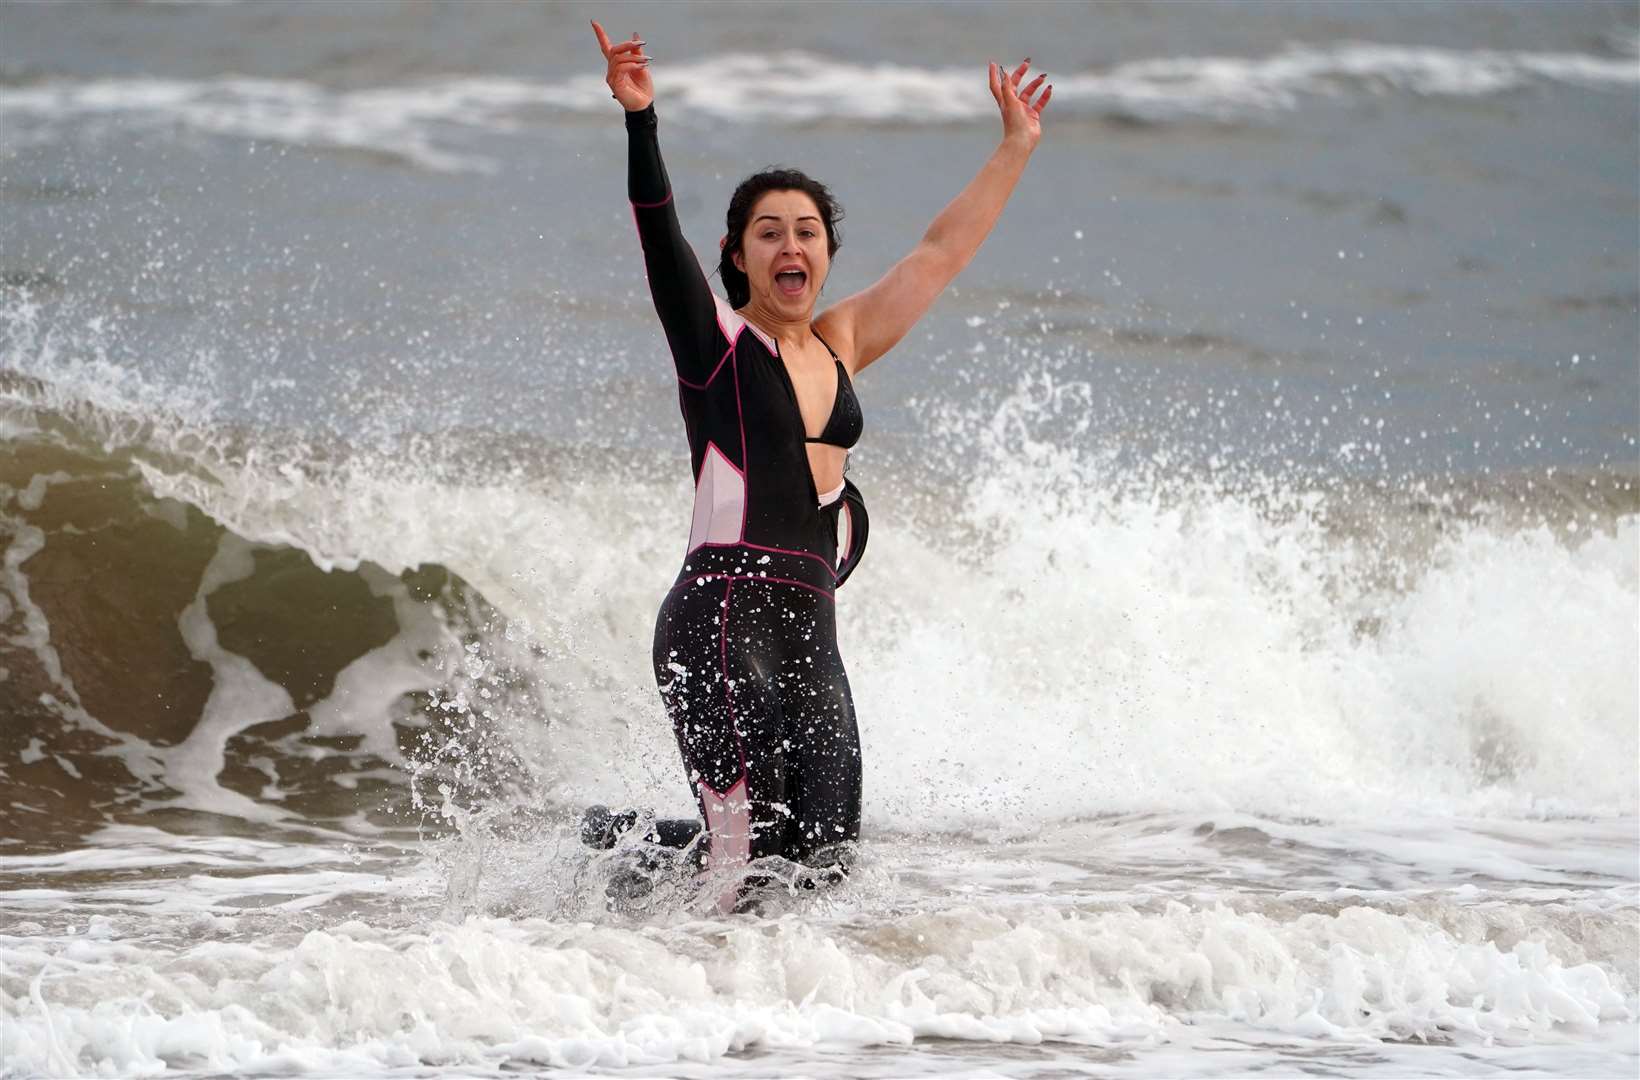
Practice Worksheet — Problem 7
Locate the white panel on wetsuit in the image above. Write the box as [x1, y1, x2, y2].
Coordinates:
[688, 442, 745, 550]
[713, 294, 776, 354]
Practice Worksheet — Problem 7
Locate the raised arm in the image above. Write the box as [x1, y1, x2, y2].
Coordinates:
[818, 60, 1052, 373]
[594, 21, 721, 383]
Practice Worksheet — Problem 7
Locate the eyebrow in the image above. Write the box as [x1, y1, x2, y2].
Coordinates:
[753, 214, 821, 224]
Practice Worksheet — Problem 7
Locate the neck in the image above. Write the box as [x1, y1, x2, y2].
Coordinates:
[737, 297, 812, 349]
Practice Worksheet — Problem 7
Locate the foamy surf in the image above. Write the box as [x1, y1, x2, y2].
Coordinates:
[3, 42, 1635, 171]
[4, 1, 1638, 1073]
[4, 294, 1637, 1076]
[4, 355, 1636, 838]
[1, 817, 1634, 1078]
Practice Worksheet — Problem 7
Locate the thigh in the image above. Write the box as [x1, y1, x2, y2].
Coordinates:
[779, 608, 862, 865]
[653, 576, 741, 793]
[653, 577, 790, 862]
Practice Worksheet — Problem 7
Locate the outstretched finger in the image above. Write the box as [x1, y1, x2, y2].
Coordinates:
[1032, 83, 1053, 114]
[591, 19, 613, 56]
[1020, 73, 1046, 99]
[988, 61, 1002, 103]
[1009, 58, 1031, 87]
[999, 63, 1019, 100]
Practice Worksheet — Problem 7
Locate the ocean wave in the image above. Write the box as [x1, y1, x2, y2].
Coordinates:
[1, 41, 1634, 171]
[3, 354, 1636, 839]
[1, 895, 1630, 1076]
[0, 75, 527, 173]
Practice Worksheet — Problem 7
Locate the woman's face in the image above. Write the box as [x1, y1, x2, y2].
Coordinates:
[733, 190, 829, 317]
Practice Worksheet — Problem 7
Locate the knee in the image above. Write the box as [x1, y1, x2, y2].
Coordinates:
[792, 839, 857, 885]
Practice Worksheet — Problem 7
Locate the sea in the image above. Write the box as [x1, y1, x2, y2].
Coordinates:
[1, 1, 1637, 1076]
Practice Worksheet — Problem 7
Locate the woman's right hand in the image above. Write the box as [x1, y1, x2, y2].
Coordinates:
[591, 20, 652, 112]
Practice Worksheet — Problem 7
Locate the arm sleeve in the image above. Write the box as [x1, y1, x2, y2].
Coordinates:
[626, 105, 723, 384]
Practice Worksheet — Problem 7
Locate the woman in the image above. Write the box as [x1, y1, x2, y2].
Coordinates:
[590, 20, 1050, 903]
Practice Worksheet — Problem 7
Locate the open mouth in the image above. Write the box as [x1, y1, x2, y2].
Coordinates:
[774, 269, 807, 296]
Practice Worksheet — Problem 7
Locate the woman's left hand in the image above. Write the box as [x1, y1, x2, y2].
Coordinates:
[989, 59, 1051, 150]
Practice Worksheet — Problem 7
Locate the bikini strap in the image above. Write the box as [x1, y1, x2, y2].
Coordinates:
[809, 325, 839, 360]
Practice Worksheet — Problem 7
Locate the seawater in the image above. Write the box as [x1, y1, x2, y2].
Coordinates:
[2, 2, 1637, 1076]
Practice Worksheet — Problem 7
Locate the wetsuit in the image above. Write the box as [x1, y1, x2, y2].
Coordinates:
[626, 105, 868, 893]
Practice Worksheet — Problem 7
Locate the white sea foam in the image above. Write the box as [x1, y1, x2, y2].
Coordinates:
[0, 75, 532, 172]
[100, 424, 1640, 825]
[0, 892, 1631, 1077]
[5, 358, 1638, 1073]
[639, 43, 1640, 122]
[5, 340, 1637, 828]
[2, 42, 1634, 170]
[848, 451, 1640, 828]
[5, 26, 1638, 1076]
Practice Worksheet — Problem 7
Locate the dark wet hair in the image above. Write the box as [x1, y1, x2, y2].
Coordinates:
[718, 168, 843, 309]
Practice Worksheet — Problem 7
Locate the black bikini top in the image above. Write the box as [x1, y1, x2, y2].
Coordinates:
[803, 327, 863, 450]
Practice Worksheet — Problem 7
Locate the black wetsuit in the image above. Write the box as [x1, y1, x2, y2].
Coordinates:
[626, 105, 868, 889]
